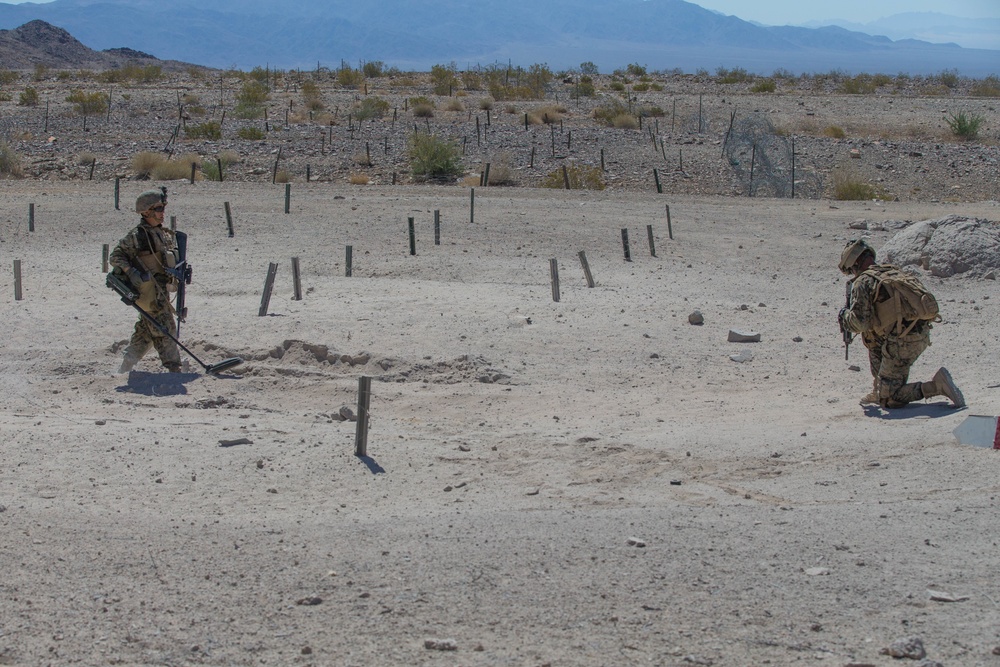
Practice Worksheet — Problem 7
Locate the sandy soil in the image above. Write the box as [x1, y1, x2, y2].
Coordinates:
[1, 180, 999, 666]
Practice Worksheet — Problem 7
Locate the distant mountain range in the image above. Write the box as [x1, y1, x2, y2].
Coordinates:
[0, 0, 996, 76]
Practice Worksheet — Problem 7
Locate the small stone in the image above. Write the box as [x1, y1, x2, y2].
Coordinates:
[458, 444, 471, 452]
[882, 636, 926, 660]
[848, 219, 869, 230]
[626, 537, 647, 547]
[688, 310, 704, 325]
[804, 567, 830, 576]
[670, 479, 682, 486]
[256, 459, 264, 469]
[95, 419, 106, 425]
[792, 336, 803, 342]
[424, 638, 458, 651]
[728, 329, 761, 343]
[525, 487, 540, 496]
[848, 364, 862, 372]
[295, 596, 323, 606]
[266, 488, 277, 494]
[339, 406, 356, 421]
[985, 271, 996, 280]
[301, 646, 312, 655]
[729, 350, 753, 363]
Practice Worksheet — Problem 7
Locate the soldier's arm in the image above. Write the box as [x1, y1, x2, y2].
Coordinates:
[842, 276, 875, 334]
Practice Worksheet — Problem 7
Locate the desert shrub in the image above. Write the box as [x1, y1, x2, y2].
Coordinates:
[412, 102, 435, 118]
[484, 152, 517, 186]
[633, 83, 650, 92]
[580, 61, 599, 76]
[840, 74, 878, 94]
[540, 164, 604, 190]
[301, 80, 324, 110]
[832, 167, 879, 200]
[970, 75, 1000, 97]
[18, 87, 39, 106]
[937, 68, 960, 88]
[611, 114, 639, 129]
[132, 151, 164, 178]
[572, 75, 596, 98]
[479, 97, 494, 110]
[0, 70, 18, 85]
[353, 96, 389, 120]
[361, 61, 384, 78]
[609, 81, 626, 92]
[626, 63, 647, 77]
[823, 125, 846, 139]
[202, 151, 240, 180]
[528, 104, 567, 125]
[32, 64, 48, 81]
[219, 149, 240, 164]
[443, 98, 464, 112]
[234, 80, 268, 118]
[66, 90, 108, 115]
[751, 78, 776, 93]
[0, 140, 24, 178]
[274, 169, 290, 183]
[152, 154, 201, 181]
[336, 66, 364, 88]
[184, 121, 222, 140]
[77, 152, 96, 166]
[945, 111, 984, 140]
[237, 127, 266, 140]
[462, 71, 482, 91]
[716, 67, 752, 84]
[593, 100, 630, 125]
[349, 173, 370, 185]
[409, 133, 463, 182]
[98, 64, 163, 83]
[431, 63, 459, 96]
[636, 104, 664, 117]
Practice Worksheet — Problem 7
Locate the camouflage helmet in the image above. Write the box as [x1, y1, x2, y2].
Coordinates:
[135, 187, 166, 214]
[839, 238, 876, 274]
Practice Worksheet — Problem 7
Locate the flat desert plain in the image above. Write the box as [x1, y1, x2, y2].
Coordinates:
[1, 180, 999, 666]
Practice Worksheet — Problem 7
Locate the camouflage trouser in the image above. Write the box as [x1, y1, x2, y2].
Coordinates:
[121, 285, 180, 371]
[863, 327, 930, 408]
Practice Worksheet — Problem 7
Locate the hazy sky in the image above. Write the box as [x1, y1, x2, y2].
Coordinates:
[683, 0, 999, 25]
[1, 0, 998, 23]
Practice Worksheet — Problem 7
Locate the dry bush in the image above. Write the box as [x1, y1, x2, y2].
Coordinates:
[611, 114, 639, 129]
[152, 154, 201, 181]
[823, 125, 846, 139]
[132, 151, 165, 178]
[353, 151, 373, 166]
[274, 170, 291, 184]
[444, 98, 464, 112]
[0, 140, 24, 178]
[528, 104, 566, 125]
[504, 104, 518, 114]
[484, 153, 517, 186]
[77, 152, 96, 166]
[479, 97, 494, 110]
[460, 175, 480, 187]
[219, 149, 241, 164]
[831, 165, 885, 200]
[349, 173, 370, 185]
[539, 164, 604, 190]
[412, 103, 435, 118]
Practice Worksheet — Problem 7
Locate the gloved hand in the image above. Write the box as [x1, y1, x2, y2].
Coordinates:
[838, 307, 850, 330]
[127, 268, 151, 288]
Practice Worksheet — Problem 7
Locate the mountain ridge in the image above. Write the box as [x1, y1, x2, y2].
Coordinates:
[0, 0, 996, 76]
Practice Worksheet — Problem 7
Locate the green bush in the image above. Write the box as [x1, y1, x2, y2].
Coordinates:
[409, 133, 463, 182]
[152, 154, 200, 181]
[580, 61, 599, 76]
[336, 66, 364, 88]
[234, 80, 268, 118]
[572, 75, 596, 98]
[237, 127, 266, 140]
[540, 164, 604, 190]
[626, 63, 647, 77]
[945, 111, 984, 140]
[832, 167, 882, 200]
[937, 68, 959, 88]
[353, 96, 389, 121]
[431, 63, 459, 96]
[970, 75, 1000, 97]
[840, 75, 878, 94]
[184, 121, 222, 140]
[0, 70, 18, 85]
[716, 67, 752, 84]
[66, 90, 108, 115]
[593, 100, 630, 126]
[751, 78, 776, 93]
[362, 61, 384, 78]
[18, 87, 39, 106]
[301, 80, 324, 111]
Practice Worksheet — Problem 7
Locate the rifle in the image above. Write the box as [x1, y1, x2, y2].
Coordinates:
[839, 279, 854, 360]
[167, 230, 193, 336]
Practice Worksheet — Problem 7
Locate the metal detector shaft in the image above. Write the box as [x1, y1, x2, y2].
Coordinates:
[130, 301, 242, 375]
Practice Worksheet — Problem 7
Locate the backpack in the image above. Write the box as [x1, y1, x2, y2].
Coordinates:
[863, 265, 941, 336]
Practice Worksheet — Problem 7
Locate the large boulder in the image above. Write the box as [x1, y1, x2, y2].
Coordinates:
[881, 215, 1000, 278]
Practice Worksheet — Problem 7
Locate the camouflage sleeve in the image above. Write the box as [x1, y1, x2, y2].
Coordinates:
[842, 273, 876, 334]
[108, 228, 139, 273]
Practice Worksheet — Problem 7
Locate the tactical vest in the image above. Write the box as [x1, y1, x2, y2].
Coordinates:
[863, 265, 941, 337]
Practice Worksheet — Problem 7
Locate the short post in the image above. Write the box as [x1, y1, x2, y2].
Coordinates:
[224, 202, 235, 238]
[259, 262, 278, 316]
[28, 204, 35, 232]
[578, 251, 595, 288]
[600, 148, 605, 171]
[749, 143, 756, 198]
[102, 244, 109, 272]
[483, 163, 491, 187]
[13, 260, 23, 300]
[470, 188, 475, 224]
[621, 228, 632, 262]
[434, 210, 441, 245]
[114, 177, 120, 210]
[791, 136, 796, 199]
[345, 245, 353, 277]
[646, 224, 656, 257]
[354, 376, 372, 457]
[549, 258, 560, 303]
[89, 158, 96, 180]
[189, 161, 196, 184]
[306, 164, 311, 182]
[408, 217, 416, 256]
[217, 158, 224, 182]
[291, 257, 302, 300]
[170, 215, 177, 232]
[550, 125, 555, 157]
[666, 205, 674, 240]
[284, 183, 291, 214]
[530, 146, 535, 169]
[271, 147, 282, 184]
[653, 168, 662, 194]
[679, 148, 683, 172]
[562, 165, 570, 190]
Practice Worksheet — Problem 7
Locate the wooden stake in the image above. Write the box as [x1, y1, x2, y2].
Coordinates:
[549, 258, 560, 302]
[259, 262, 278, 316]
[666, 205, 674, 240]
[284, 183, 291, 214]
[434, 210, 441, 245]
[621, 229, 632, 262]
[653, 168, 662, 194]
[408, 217, 416, 256]
[354, 376, 372, 457]
[345, 245, 353, 277]
[647, 225, 656, 257]
[291, 257, 302, 300]
[102, 244, 109, 272]
[224, 202, 235, 237]
[13, 260, 22, 300]
[578, 251, 595, 288]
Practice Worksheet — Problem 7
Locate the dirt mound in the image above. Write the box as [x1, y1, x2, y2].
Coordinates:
[881, 215, 1000, 278]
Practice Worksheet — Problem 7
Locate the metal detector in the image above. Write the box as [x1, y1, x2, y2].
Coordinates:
[107, 272, 243, 375]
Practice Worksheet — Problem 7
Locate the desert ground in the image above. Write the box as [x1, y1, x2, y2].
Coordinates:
[1, 65, 1000, 667]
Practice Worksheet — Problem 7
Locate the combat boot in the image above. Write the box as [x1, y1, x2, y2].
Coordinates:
[118, 351, 141, 374]
[921, 367, 965, 408]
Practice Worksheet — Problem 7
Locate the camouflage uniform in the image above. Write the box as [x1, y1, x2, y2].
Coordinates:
[842, 265, 931, 407]
[110, 220, 181, 372]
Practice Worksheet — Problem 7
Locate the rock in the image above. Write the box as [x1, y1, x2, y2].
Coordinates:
[95, 419, 106, 425]
[849, 219, 869, 230]
[881, 636, 926, 660]
[804, 567, 830, 576]
[339, 406, 356, 421]
[626, 537, 647, 547]
[848, 364, 862, 372]
[728, 329, 761, 343]
[927, 589, 969, 602]
[295, 596, 323, 606]
[219, 437, 252, 447]
[688, 310, 704, 325]
[792, 336, 803, 342]
[729, 350, 753, 363]
[424, 638, 458, 651]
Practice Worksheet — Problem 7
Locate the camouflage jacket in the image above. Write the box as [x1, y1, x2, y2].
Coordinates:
[109, 220, 179, 279]
[842, 264, 928, 340]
